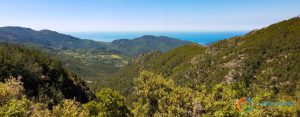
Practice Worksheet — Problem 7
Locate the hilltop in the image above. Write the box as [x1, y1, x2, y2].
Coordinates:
[111, 35, 192, 56]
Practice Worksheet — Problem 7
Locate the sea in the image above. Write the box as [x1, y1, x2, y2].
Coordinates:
[65, 32, 247, 45]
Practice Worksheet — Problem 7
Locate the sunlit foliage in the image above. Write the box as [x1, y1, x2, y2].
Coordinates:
[84, 88, 130, 117]
[52, 99, 89, 117]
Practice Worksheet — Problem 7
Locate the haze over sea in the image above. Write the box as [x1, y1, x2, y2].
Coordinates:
[66, 32, 247, 45]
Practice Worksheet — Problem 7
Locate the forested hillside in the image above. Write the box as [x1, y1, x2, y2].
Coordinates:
[93, 17, 300, 116]
[0, 43, 94, 105]
[0, 43, 131, 116]
[111, 35, 192, 56]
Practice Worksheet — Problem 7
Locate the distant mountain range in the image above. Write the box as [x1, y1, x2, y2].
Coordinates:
[0, 26, 192, 56]
[111, 35, 192, 55]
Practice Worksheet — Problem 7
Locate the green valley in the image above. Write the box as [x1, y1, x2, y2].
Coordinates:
[0, 27, 191, 80]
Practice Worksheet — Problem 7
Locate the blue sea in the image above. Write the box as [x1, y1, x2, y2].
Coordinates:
[66, 32, 247, 45]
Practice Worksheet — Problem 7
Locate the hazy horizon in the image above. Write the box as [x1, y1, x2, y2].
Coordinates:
[65, 31, 247, 44]
[1, 0, 300, 32]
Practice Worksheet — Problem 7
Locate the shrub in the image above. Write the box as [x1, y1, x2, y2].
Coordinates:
[84, 88, 130, 117]
[52, 99, 89, 117]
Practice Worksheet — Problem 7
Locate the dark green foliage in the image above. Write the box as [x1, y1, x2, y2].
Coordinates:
[0, 27, 109, 50]
[111, 35, 192, 56]
[0, 78, 90, 117]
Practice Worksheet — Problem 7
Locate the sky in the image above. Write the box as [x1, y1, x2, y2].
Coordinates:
[0, 0, 299, 32]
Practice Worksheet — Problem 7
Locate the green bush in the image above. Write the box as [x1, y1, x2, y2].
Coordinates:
[84, 88, 130, 117]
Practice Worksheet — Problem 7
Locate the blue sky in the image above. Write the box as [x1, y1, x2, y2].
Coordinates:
[0, 0, 299, 32]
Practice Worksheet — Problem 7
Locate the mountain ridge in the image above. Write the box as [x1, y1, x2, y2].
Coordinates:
[0, 26, 192, 56]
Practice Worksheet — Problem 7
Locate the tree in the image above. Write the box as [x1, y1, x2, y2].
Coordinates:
[52, 99, 89, 117]
[199, 84, 240, 116]
[0, 77, 51, 117]
[132, 71, 200, 116]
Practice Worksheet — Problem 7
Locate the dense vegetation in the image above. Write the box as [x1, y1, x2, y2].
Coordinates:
[131, 71, 298, 116]
[0, 43, 94, 106]
[0, 77, 131, 116]
[0, 43, 131, 116]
